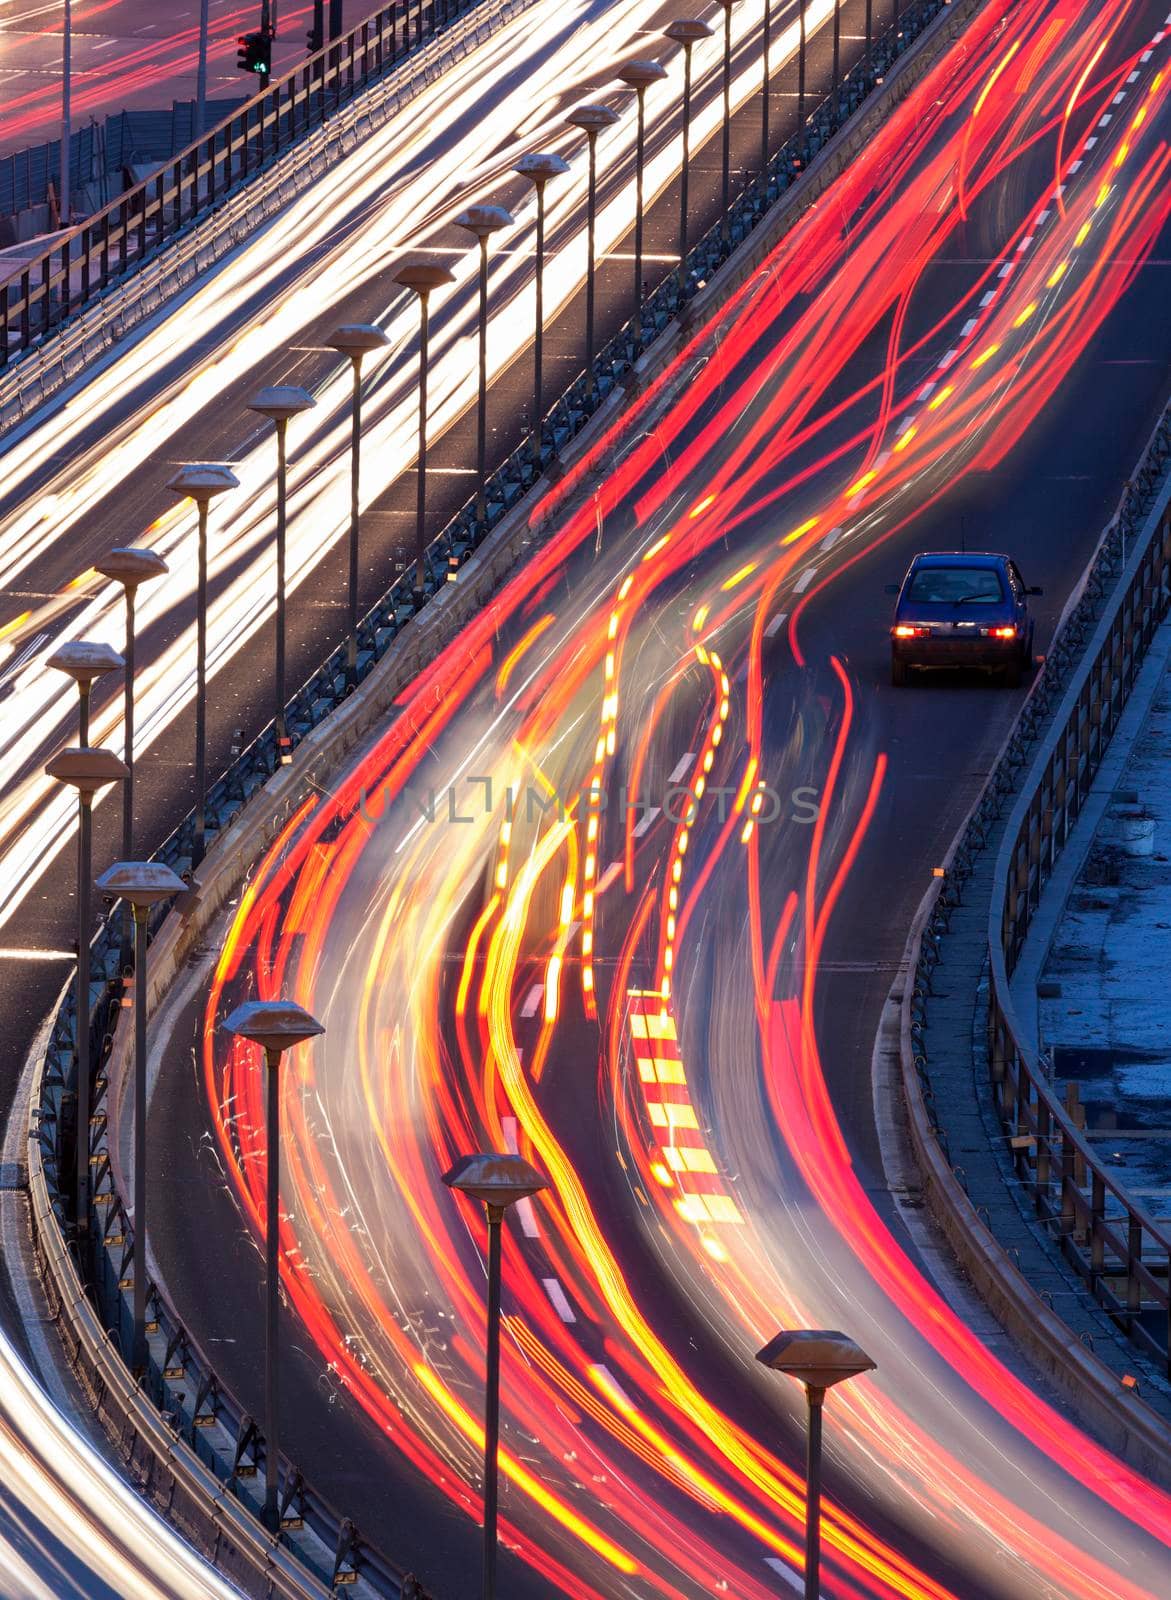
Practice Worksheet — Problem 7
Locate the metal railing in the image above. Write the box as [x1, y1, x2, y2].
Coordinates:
[1, 0, 480, 368]
[31, 0, 970, 1586]
[906, 409, 1171, 1375]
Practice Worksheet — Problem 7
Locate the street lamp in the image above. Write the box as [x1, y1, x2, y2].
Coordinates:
[664, 20, 714, 290]
[94, 860, 186, 1375]
[165, 463, 239, 867]
[95, 548, 169, 964]
[442, 1153, 548, 1600]
[326, 325, 390, 686]
[617, 60, 668, 357]
[45, 746, 128, 1232]
[714, 0, 738, 239]
[392, 262, 456, 607]
[452, 205, 514, 520]
[565, 105, 620, 398]
[248, 387, 317, 760]
[222, 999, 325, 1532]
[756, 1329, 876, 1599]
[47, 640, 124, 745]
[513, 152, 570, 468]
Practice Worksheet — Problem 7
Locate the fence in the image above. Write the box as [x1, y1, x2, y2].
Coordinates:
[0, 127, 96, 221]
[905, 411, 1171, 1376]
[30, 0, 976, 1588]
[1, 0, 482, 366]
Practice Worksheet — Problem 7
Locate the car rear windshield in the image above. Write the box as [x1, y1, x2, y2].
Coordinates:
[907, 566, 1004, 604]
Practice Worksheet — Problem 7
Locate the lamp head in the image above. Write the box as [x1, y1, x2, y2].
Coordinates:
[47, 640, 124, 686]
[665, 18, 714, 42]
[442, 1152, 548, 1211]
[248, 385, 316, 422]
[755, 1329, 876, 1390]
[392, 261, 458, 295]
[166, 463, 239, 502]
[618, 58, 669, 89]
[45, 747, 128, 796]
[327, 323, 391, 357]
[566, 104, 621, 136]
[452, 204, 515, 239]
[513, 152, 571, 185]
[95, 859, 187, 907]
[96, 548, 169, 590]
[222, 999, 325, 1054]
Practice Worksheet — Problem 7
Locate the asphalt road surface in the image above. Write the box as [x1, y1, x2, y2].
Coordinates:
[142, 0, 1171, 1595]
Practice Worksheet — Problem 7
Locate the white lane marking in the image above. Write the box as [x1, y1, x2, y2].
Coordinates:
[765, 612, 788, 638]
[521, 984, 544, 1018]
[939, 348, 957, 368]
[875, 450, 891, 470]
[1098, 113, 1112, 126]
[504, 1117, 542, 1237]
[633, 806, 660, 838]
[1128, 69, 1141, 80]
[917, 382, 936, 401]
[960, 317, 978, 336]
[819, 527, 842, 552]
[596, 860, 622, 894]
[1034, 209, 1050, 224]
[1085, 135, 1097, 148]
[543, 1278, 576, 1322]
[793, 566, 817, 594]
[997, 262, 1013, 277]
[979, 291, 995, 307]
[1141, 49, 1153, 60]
[1112, 90, 1125, 103]
[764, 1557, 805, 1593]
[1017, 234, 1033, 250]
[668, 753, 695, 784]
[591, 1363, 635, 1407]
[1070, 159, 1082, 172]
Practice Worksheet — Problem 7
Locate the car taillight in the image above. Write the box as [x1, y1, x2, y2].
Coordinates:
[893, 625, 928, 638]
[991, 625, 1017, 639]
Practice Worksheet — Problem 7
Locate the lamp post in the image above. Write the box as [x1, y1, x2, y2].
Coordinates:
[47, 640, 124, 745]
[513, 153, 570, 468]
[565, 105, 620, 398]
[715, 0, 737, 239]
[45, 747, 128, 1233]
[165, 464, 239, 867]
[60, 0, 72, 227]
[453, 205, 514, 520]
[326, 325, 390, 685]
[248, 388, 316, 760]
[442, 1153, 548, 1600]
[798, 0, 808, 128]
[617, 60, 668, 357]
[222, 999, 325, 1532]
[755, 1330, 876, 1599]
[95, 548, 169, 964]
[832, 0, 841, 93]
[866, 0, 873, 63]
[94, 860, 186, 1374]
[664, 20, 714, 290]
[391, 263, 456, 607]
[760, 0, 772, 172]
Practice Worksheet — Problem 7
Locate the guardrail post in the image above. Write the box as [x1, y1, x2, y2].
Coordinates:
[1090, 1174, 1105, 1283]
[1035, 1099, 1050, 1201]
[1127, 1216, 1142, 1330]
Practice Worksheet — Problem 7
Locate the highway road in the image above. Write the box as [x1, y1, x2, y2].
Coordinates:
[145, 0, 1171, 1593]
[0, 0, 852, 1101]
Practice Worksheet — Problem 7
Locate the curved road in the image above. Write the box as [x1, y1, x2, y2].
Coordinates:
[149, 0, 1171, 1595]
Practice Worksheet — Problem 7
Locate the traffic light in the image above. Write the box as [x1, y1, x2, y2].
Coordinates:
[236, 30, 271, 76]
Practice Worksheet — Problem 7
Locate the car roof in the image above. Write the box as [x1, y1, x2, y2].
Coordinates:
[908, 551, 1010, 568]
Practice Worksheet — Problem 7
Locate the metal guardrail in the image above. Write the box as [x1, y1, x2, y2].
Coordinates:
[30, 0, 966, 1586]
[906, 410, 1171, 1376]
[1, 0, 480, 368]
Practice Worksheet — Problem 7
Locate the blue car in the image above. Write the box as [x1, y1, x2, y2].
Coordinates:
[887, 551, 1040, 687]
